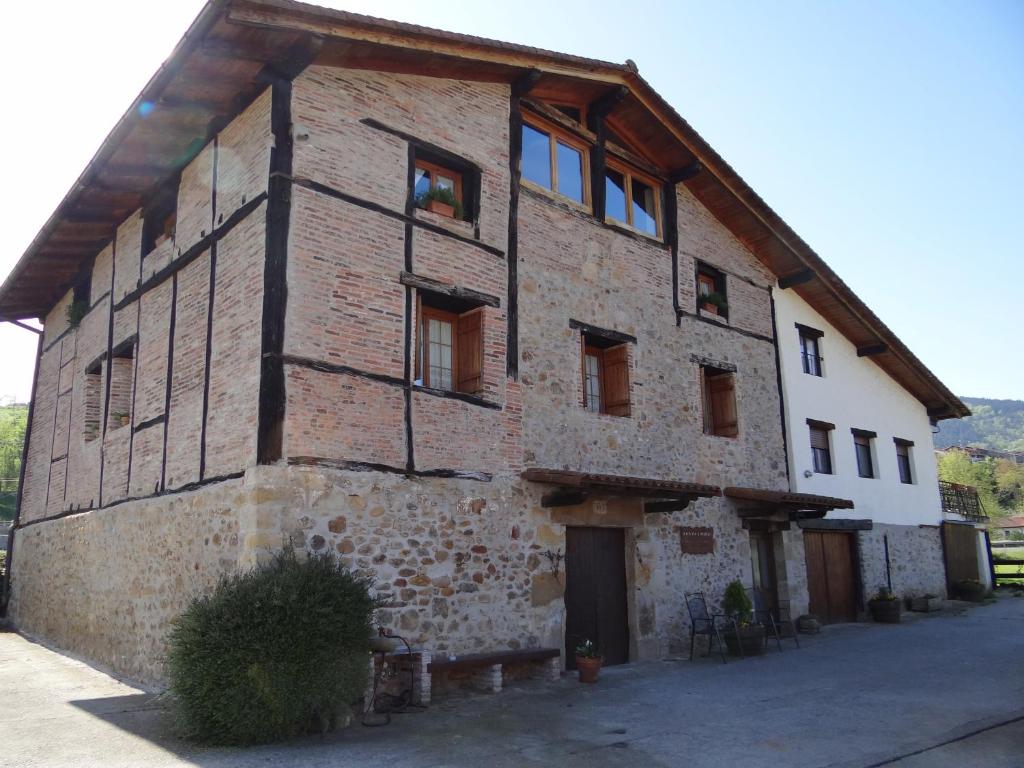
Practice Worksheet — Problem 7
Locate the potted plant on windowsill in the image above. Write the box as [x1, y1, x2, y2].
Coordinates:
[112, 411, 130, 428]
[575, 639, 602, 683]
[699, 291, 727, 317]
[721, 580, 765, 656]
[868, 586, 901, 623]
[416, 186, 463, 219]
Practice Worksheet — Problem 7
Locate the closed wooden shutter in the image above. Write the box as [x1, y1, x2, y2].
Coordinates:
[809, 427, 830, 451]
[708, 373, 737, 437]
[456, 308, 483, 393]
[602, 344, 631, 417]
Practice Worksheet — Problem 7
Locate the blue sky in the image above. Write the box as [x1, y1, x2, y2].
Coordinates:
[0, 0, 1020, 404]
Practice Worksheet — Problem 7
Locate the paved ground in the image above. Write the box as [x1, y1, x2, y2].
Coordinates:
[2, 595, 1022, 768]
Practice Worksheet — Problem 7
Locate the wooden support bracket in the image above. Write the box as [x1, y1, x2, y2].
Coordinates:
[777, 268, 815, 290]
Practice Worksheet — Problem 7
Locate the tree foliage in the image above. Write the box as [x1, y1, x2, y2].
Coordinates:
[935, 397, 1024, 453]
[937, 449, 1023, 518]
[0, 402, 28, 521]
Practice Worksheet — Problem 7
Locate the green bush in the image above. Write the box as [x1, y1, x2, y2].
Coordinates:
[722, 580, 752, 625]
[167, 548, 377, 745]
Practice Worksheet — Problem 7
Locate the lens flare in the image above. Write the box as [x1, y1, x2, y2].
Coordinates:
[138, 101, 155, 117]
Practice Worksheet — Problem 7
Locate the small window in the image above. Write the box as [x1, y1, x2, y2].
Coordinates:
[853, 430, 875, 478]
[797, 324, 824, 376]
[521, 119, 588, 206]
[142, 179, 178, 257]
[809, 422, 833, 474]
[83, 361, 102, 442]
[700, 366, 738, 437]
[895, 439, 914, 484]
[696, 263, 728, 319]
[605, 164, 661, 237]
[108, 344, 135, 431]
[415, 296, 483, 394]
[580, 334, 630, 417]
[414, 159, 464, 219]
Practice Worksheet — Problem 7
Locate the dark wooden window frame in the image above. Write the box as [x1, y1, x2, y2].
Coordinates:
[852, 428, 876, 479]
[797, 323, 824, 377]
[894, 438, 915, 484]
[695, 261, 728, 320]
[521, 114, 592, 209]
[808, 419, 834, 475]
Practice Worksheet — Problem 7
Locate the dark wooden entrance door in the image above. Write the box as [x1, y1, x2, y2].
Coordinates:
[750, 530, 780, 617]
[804, 530, 858, 623]
[565, 526, 629, 668]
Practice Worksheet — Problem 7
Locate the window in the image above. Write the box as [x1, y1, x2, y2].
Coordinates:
[414, 158, 463, 219]
[521, 120, 588, 206]
[797, 324, 824, 376]
[108, 344, 135, 431]
[415, 296, 483, 394]
[852, 429, 876, 478]
[700, 366, 738, 437]
[142, 179, 178, 256]
[695, 263, 728, 319]
[808, 420, 833, 474]
[83, 361, 102, 443]
[580, 334, 630, 417]
[605, 163, 661, 237]
[895, 439, 914, 484]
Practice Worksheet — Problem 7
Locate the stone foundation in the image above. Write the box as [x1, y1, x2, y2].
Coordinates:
[858, 523, 947, 600]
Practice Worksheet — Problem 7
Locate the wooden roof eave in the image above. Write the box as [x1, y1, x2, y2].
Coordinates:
[723, 486, 855, 513]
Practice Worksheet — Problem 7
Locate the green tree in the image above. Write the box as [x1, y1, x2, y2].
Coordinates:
[937, 449, 1001, 518]
[0, 402, 29, 521]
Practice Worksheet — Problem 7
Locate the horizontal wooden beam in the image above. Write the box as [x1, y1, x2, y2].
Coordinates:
[568, 318, 637, 345]
[857, 343, 888, 357]
[589, 85, 629, 118]
[512, 68, 543, 97]
[541, 488, 589, 508]
[778, 268, 815, 290]
[399, 271, 500, 308]
[644, 498, 696, 514]
[797, 518, 873, 531]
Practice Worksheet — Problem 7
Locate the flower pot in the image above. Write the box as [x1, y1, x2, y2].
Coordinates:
[723, 624, 766, 656]
[576, 655, 603, 683]
[119, 415, 130, 427]
[869, 599, 901, 623]
[701, 301, 718, 315]
[425, 199, 455, 218]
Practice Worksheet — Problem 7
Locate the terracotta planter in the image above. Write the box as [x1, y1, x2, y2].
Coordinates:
[119, 415, 130, 427]
[723, 624, 766, 656]
[869, 599, 901, 623]
[425, 199, 455, 218]
[576, 655, 603, 683]
[701, 301, 718, 315]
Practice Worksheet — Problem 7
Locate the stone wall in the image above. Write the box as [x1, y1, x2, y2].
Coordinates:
[858, 523, 947, 600]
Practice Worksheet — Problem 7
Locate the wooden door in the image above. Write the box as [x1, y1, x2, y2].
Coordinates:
[804, 530, 858, 623]
[942, 522, 980, 585]
[750, 530, 780, 617]
[565, 527, 629, 668]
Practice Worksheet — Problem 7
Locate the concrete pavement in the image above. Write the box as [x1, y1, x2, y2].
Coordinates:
[1, 595, 1022, 767]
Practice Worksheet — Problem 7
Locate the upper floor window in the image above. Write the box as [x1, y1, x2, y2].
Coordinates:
[696, 263, 728, 319]
[108, 342, 135, 431]
[605, 163, 661, 237]
[415, 295, 483, 394]
[580, 333, 630, 417]
[83, 361, 102, 443]
[521, 120, 588, 206]
[797, 324, 824, 376]
[895, 438, 915, 484]
[808, 420, 834, 474]
[700, 366, 738, 437]
[852, 429, 876, 478]
[414, 159, 464, 219]
[142, 178, 178, 257]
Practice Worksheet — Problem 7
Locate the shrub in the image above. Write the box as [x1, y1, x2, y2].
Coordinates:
[722, 580, 752, 625]
[167, 548, 377, 745]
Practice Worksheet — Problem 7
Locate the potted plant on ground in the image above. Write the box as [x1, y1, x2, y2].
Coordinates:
[416, 186, 462, 219]
[575, 639, 602, 683]
[868, 586, 901, 623]
[721, 580, 765, 656]
[699, 291, 728, 316]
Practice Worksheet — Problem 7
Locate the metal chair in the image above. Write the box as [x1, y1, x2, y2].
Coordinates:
[685, 591, 731, 663]
[749, 588, 800, 651]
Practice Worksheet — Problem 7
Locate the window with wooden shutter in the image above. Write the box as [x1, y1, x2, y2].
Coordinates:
[580, 333, 631, 418]
[416, 295, 485, 395]
[808, 421, 833, 474]
[700, 366, 738, 437]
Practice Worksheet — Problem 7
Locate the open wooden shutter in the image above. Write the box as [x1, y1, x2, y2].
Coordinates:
[602, 344, 631, 417]
[708, 374, 738, 437]
[456, 308, 483, 393]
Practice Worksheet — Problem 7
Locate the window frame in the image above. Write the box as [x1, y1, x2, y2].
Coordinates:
[414, 158, 464, 208]
[579, 333, 631, 418]
[796, 324, 824, 377]
[695, 262, 728, 320]
[808, 420, 834, 475]
[142, 177, 179, 257]
[604, 159, 663, 239]
[521, 115, 592, 209]
[415, 295, 484, 395]
[700, 365, 739, 438]
[895, 438, 915, 484]
[852, 430, 876, 479]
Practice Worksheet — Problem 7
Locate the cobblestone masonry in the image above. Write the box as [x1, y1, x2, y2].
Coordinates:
[858, 523, 947, 600]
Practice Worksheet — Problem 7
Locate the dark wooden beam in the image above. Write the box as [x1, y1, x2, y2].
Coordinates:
[157, 94, 229, 113]
[644, 498, 696, 514]
[797, 518, 873, 531]
[857, 343, 888, 357]
[399, 272, 500, 308]
[778, 268, 815, 290]
[541, 488, 589, 508]
[568, 318, 637, 345]
[589, 85, 629, 118]
[512, 68, 542, 97]
[197, 38, 274, 62]
[669, 161, 703, 184]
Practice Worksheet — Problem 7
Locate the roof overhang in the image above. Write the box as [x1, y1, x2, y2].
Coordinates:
[0, 0, 968, 421]
[522, 468, 720, 510]
[724, 486, 855, 521]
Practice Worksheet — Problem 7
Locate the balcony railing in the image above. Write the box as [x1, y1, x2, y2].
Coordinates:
[939, 480, 988, 522]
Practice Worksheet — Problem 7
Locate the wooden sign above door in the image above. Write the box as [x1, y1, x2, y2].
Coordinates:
[680, 526, 714, 554]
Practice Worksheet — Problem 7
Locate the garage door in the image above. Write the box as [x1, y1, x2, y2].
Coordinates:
[804, 530, 858, 623]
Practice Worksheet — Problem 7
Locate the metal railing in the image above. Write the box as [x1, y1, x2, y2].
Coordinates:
[939, 480, 988, 522]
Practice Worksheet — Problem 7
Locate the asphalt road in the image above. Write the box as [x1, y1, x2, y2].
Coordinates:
[2, 595, 1022, 767]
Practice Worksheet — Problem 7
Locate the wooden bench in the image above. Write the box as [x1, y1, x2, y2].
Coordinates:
[427, 647, 561, 696]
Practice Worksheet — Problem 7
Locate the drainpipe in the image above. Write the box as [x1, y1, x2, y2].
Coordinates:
[1, 320, 43, 617]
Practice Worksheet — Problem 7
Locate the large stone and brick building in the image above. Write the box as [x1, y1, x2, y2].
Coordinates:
[0, 1, 966, 686]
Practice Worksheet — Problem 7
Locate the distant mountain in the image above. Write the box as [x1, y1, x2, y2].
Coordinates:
[935, 397, 1024, 453]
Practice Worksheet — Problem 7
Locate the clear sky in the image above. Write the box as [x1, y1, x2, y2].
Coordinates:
[1, 0, 1021, 405]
